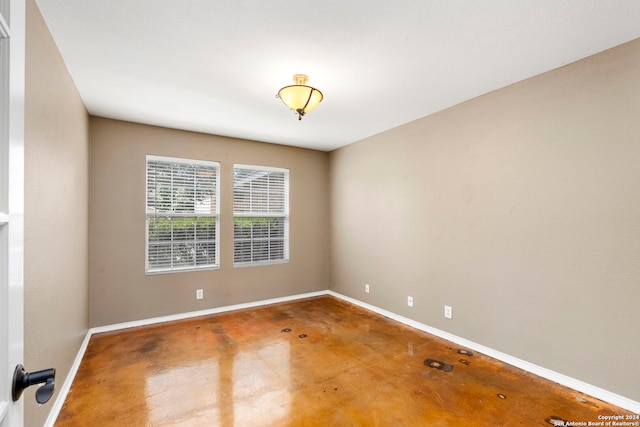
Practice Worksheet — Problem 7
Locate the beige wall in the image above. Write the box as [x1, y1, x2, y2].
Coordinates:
[330, 39, 640, 402]
[24, 0, 90, 425]
[89, 117, 330, 326]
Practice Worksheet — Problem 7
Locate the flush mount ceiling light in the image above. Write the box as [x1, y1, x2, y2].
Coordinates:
[277, 74, 323, 120]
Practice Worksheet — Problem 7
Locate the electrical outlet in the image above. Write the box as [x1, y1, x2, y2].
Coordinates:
[365, 284, 370, 293]
[444, 305, 452, 319]
[196, 289, 204, 300]
[407, 296, 413, 307]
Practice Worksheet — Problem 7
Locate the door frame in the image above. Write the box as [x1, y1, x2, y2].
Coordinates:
[1, 0, 25, 425]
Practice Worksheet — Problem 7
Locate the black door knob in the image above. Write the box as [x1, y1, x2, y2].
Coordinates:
[12, 364, 56, 404]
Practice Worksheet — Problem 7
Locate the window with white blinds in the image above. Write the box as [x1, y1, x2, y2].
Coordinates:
[146, 155, 220, 273]
[233, 165, 289, 266]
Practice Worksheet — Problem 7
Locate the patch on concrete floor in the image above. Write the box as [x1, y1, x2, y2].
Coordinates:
[545, 415, 568, 426]
[211, 325, 226, 334]
[273, 311, 293, 320]
[424, 359, 453, 372]
[574, 395, 599, 409]
[138, 336, 161, 354]
[457, 349, 474, 356]
[281, 328, 292, 333]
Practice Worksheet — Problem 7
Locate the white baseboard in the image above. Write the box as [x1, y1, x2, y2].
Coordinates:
[327, 290, 640, 414]
[43, 330, 92, 427]
[44, 289, 639, 426]
[90, 290, 328, 335]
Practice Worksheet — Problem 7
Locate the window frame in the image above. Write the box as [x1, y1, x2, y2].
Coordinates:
[233, 164, 290, 267]
[145, 155, 220, 274]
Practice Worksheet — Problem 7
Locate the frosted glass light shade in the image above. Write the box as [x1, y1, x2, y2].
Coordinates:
[277, 74, 323, 120]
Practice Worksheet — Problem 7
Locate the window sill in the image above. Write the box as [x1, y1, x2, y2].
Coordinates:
[145, 265, 219, 275]
[233, 259, 289, 269]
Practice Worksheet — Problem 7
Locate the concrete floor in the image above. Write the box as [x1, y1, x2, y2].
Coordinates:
[54, 296, 633, 426]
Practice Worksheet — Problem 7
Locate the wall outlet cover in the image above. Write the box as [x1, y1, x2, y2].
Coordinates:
[444, 305, 452, 319]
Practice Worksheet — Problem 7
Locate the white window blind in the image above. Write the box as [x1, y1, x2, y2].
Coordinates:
[146, 155, 220, 273]
[233, 165, 289, 266]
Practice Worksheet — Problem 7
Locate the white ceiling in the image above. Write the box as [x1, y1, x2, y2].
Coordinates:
[35, 1, 640, 152]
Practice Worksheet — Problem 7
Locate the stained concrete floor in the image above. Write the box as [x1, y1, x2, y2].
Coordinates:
[54, 296, 635, 426]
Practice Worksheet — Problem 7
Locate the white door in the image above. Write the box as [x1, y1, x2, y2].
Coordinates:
[0, 0, 25, 425]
